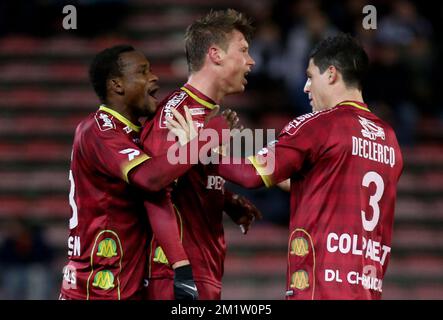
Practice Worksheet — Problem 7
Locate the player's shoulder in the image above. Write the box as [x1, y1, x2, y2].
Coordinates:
[156, 87, 204, 129]
[93, 109, 118, 132]
[77, 109, 125, 141]
[352, 109, 398, 142]
[280, 108, 339, 137]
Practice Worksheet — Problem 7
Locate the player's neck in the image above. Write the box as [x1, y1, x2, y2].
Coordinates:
[187, 72, 224, 104]
[329, 88, 364, 109]
[103, 100, 138, 125]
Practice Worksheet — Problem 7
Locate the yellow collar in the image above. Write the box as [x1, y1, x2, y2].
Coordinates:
[181, 86, 216, 110]
[337, 101, 370, 112]
[99, 105, 141, 132]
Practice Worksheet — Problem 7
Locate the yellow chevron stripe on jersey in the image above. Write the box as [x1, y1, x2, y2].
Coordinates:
[181, 87, 216, 110]
[173, 204, 184, 241]
[122, 154, 150, 183]
[99, 105, 142, 132]
[87, 230, 124, 300]
[338, 101, 370, 112]
[288, 228, 316, 300]
[247, 155, 274, 188]
[148, 237, 155, 278]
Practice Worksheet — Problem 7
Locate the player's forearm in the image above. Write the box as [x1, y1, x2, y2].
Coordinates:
[144, 193, 188, 265]
[131, 116, 230, 192]
[129, 154, 192, 192]
[218, 159, 264, 188]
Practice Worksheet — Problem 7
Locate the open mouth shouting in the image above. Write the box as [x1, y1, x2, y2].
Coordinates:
[147, 85, 159, 103]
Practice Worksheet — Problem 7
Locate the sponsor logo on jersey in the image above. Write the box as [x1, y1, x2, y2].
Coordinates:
[358, 116, 385, 141]
[123, 126, 132, 134]
[290, 270, 310, 290]
[257, 140, 278, 157]
[195, 121, 204, 129]
[189, 108, 206, 116]
[68, 235, 81, 256]
[159, 91, 188, 128]
[283, 112, 319, 135]
[290, 237, 309, 257]
[153, 246, 169, 265]
[92, 270, 115, 290]
[119, 148, 140, 161]
[95, 112, 116, 131]
[62, 264, 77, 289]
[206, 175, 225, 190]
[257, 147, 269, 156]
[97, 238, 118, 258]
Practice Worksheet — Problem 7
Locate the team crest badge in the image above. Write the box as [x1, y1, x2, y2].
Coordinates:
[358, 116, 385, 141]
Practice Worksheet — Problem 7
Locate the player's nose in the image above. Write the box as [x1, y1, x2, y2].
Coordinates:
[304, 81, 310, 93]
[246, 53, 255, 67]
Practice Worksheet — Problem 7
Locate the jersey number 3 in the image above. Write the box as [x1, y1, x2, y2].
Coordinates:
[361, 171, 384, 232]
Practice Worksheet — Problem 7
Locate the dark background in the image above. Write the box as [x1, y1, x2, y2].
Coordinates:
[0, 0, 442, 299]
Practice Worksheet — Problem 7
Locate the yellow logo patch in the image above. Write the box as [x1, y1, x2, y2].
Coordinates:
[97, 238, 117, 258]
[92, 270, 115, 290]
[290, 237, 309, 257]
[153, 246, 169, 264]
[290, 270, 310, 290]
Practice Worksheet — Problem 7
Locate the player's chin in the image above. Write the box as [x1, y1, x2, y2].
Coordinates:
[310, 100, 317, 111]
[235, 83, 246, 93]
[143, 101, 157, 116]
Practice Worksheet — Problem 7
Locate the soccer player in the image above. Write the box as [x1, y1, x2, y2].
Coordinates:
[59, 45, 234, 300]
[218, 34, 404, 299]
[141, 9, 262, 300]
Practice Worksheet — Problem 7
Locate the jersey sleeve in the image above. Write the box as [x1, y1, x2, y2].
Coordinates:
[248, 113, 329, 187]
[82, 127, 150, 183]
[144, 190, 188, 265]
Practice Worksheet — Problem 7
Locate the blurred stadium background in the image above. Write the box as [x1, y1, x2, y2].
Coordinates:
[0, 0, 442, 300]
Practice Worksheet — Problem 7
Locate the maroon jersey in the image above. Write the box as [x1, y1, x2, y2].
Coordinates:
[141, 84, 226, 288]
[60, 105, 151, 300]
[249, 101, 403, 299]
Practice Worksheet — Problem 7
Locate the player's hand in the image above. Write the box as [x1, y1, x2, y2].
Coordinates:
[173, 264, 199, 300]
[204, 104, 220, 125]
[204, 106, 243, 130]
[166, 106, 198, 146]
[222, 109, 244, 130]
[225, 193, 262, 234]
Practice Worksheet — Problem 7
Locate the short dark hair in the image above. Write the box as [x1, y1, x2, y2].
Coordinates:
[184, 8, 254, 73]
[309, 33, 369, 90]
[89, 44, 135, 103]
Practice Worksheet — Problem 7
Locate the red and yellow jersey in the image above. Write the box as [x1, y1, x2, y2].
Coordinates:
[141, 84, 226, 288]
[60, 105, 151, 300]
[249, 101, 403, 299]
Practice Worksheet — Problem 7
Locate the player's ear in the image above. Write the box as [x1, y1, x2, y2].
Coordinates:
[327, 66, 338, 84]
[208, 45, 223, 65]
[109, 77, 124, 95]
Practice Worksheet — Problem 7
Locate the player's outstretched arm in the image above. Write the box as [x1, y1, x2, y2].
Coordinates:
[218, 159, 265, 188]
[129, 107, 233, 193]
